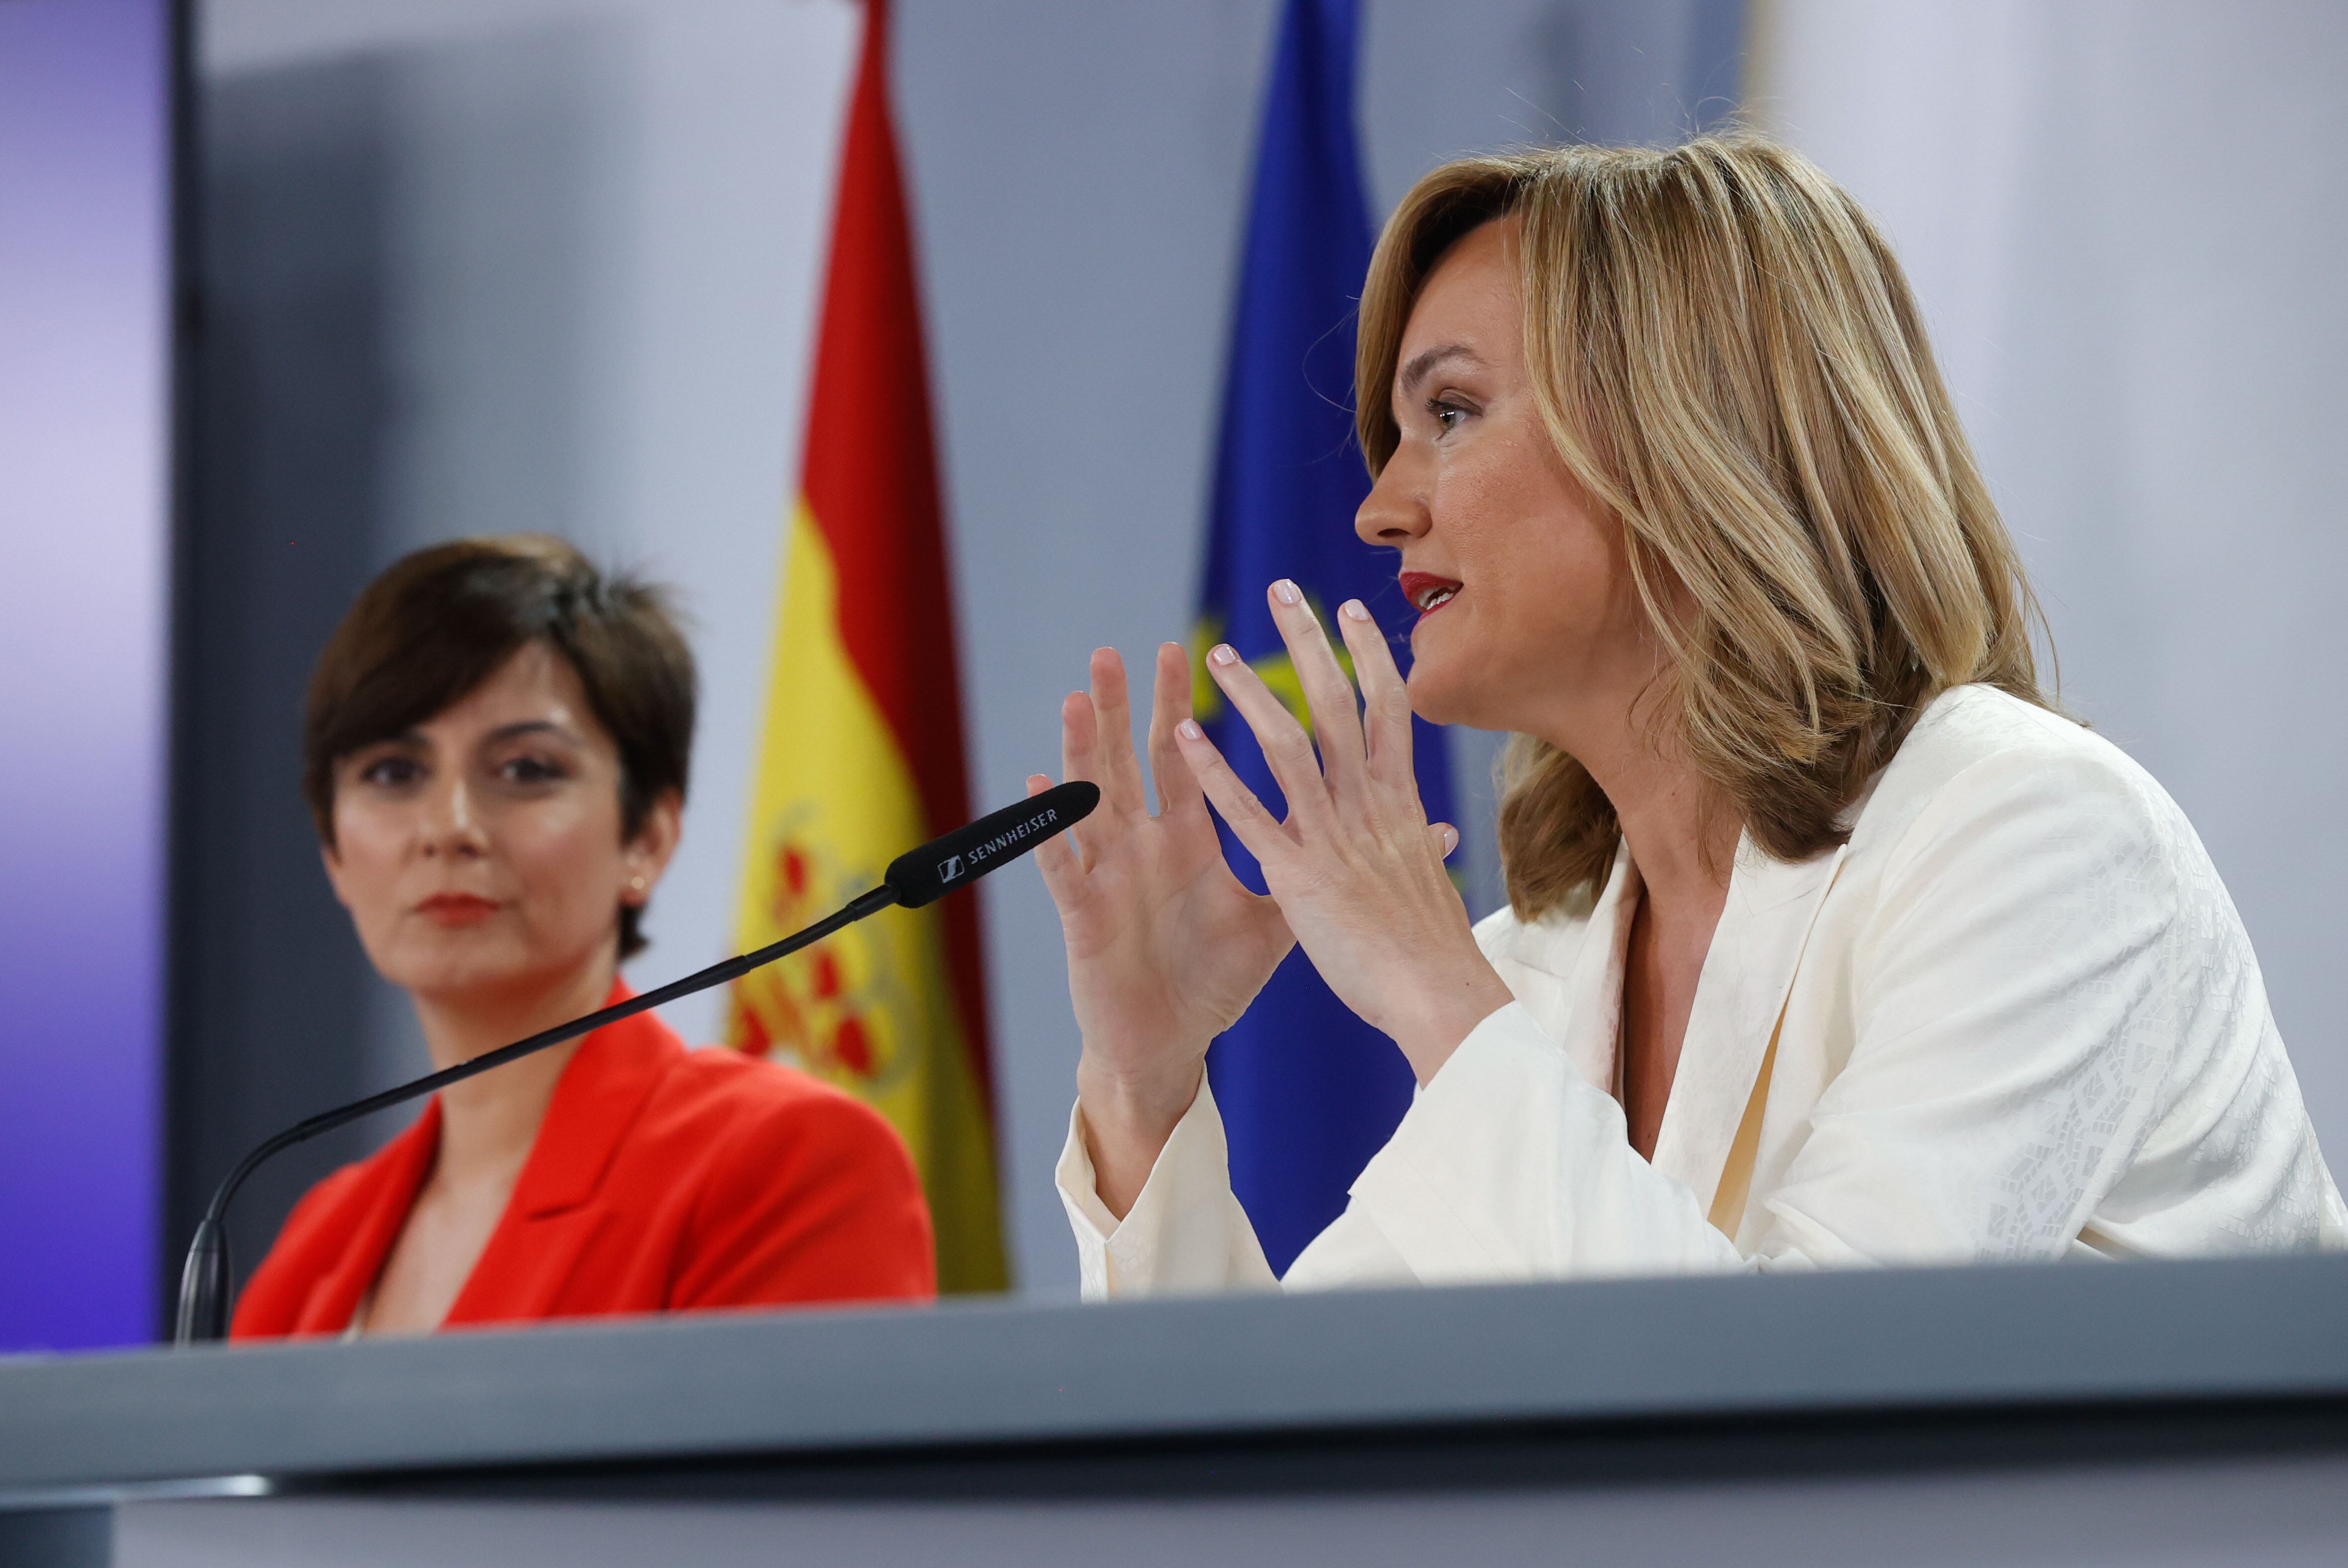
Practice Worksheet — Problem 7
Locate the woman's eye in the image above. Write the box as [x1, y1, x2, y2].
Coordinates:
[499, 756, 566, 785]
[360, 757, 420, 787]
[1429, 398, 1468, 434]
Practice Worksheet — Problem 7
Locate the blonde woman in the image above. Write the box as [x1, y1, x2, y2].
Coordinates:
[1033, 136, 2345, 1294]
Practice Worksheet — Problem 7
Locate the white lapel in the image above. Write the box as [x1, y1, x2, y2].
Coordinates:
[1551, 844, 1637, 1093]
[1646, 833, 1849, 1214]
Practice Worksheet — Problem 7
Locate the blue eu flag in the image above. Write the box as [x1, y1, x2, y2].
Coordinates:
[1196, 0, 1455, 1274]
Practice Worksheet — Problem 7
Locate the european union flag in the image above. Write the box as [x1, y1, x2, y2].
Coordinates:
[1196, 0, 1455, 1274]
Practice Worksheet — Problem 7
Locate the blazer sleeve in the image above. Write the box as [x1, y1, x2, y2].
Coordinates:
[1056, 1076, 1421, 1298]
[1349, 741, 2263, 1278]
[670, 1089, 936, 1310]
[1056, 1001, 1737, 1288]
[1048, 912, 1672, 1294]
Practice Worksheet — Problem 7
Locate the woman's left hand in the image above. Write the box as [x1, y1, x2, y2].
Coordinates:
[1175, 579, 1516, 1083]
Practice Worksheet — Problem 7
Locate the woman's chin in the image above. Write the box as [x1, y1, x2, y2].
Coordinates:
[377, 941, 551, 1006]
[1402, 650, 1478, 729]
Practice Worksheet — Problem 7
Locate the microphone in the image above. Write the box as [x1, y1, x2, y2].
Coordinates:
[174, 780, 1098, 1346]
[883, 782, 1095, 906]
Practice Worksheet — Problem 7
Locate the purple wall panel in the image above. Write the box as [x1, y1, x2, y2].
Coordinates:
[0, 0, 173, 1352]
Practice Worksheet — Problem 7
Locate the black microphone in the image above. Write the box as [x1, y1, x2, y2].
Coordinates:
[883, 782, 1096, 906]
[174, 780, 1098, 1346]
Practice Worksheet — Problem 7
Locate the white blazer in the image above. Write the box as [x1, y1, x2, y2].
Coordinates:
[1058, 686, 2348, 1295]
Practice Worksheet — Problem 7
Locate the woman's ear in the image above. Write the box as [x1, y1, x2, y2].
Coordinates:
[622, 788, 684, 903]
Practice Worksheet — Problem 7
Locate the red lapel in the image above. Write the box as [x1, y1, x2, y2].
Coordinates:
[443, 980, 684, 1324]
[287, 1101, 441, 1336]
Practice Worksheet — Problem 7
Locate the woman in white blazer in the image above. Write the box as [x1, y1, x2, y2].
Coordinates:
[1031, 136, 2346, 1296]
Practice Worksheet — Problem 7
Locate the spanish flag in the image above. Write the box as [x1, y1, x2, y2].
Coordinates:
[726, 0, 1006, 1292]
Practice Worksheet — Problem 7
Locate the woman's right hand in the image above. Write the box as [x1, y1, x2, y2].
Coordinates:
[1029, 644, 1293, 1216]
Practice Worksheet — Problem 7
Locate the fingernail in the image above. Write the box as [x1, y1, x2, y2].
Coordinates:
[1341, 599, 1371, 622]
[1177, 719, 1203, 740]
[1209, 644, 1239, 667]
[1272, 579, 1302, 605]
[1441, 824, 1461, 856]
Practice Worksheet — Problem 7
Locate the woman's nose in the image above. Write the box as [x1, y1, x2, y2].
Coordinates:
[418, 775, 487, 860]
[1355, 447, 1429, 547]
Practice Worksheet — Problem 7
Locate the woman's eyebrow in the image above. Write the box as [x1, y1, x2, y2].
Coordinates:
[481, 719, 582, 746]
[1397, 343, 1484, 396]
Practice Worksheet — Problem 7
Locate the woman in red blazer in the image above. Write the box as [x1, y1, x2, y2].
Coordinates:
[233, 537, 933, 1339]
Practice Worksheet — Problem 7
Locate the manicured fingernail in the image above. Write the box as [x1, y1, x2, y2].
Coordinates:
[1177, 719, 1203, 740]
[1440, 824, 1460, 856]
[1272, 578, 1302, 605]
[1341, 599, 1371, 622]
[1209, 643, 1239, 666]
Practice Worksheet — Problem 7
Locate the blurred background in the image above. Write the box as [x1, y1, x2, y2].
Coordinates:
[3, 0, 2344, 1349]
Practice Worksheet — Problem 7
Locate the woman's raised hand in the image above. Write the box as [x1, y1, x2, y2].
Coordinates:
[1173, 581, 1514, 1085]
[1030, 644, 1294, 1216]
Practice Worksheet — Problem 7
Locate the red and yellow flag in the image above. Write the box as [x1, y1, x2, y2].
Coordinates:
[727, 0, 1006, 1292]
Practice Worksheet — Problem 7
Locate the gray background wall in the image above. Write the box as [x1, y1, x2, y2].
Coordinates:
[178, 0, 1740, 1301]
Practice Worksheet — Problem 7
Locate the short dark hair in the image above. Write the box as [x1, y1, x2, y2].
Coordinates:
[302, 535, 696, 959]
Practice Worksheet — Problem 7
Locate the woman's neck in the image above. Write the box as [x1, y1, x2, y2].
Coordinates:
[1548, 701, 1738, 919]
[1609, 752, 1738, 917]
[408, 956, 619, 1186]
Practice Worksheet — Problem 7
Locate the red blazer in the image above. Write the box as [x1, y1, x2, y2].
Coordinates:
[231, 984, 935, 1338]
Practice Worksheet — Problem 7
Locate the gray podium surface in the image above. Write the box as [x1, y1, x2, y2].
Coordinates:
[3, 1255, 2346, 1566]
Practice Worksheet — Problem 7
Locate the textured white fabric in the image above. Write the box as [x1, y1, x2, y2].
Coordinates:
[1058, 686, 2348, 1296]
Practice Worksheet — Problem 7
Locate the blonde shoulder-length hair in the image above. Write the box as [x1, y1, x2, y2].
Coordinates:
[1356, 134, 2052, 920]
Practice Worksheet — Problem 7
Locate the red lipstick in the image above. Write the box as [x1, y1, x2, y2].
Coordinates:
[1398, 571, 1463, 621]
[417, 893, 500, 929]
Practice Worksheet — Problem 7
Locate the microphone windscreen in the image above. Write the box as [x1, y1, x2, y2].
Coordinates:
[884, 781, 1100, 908]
